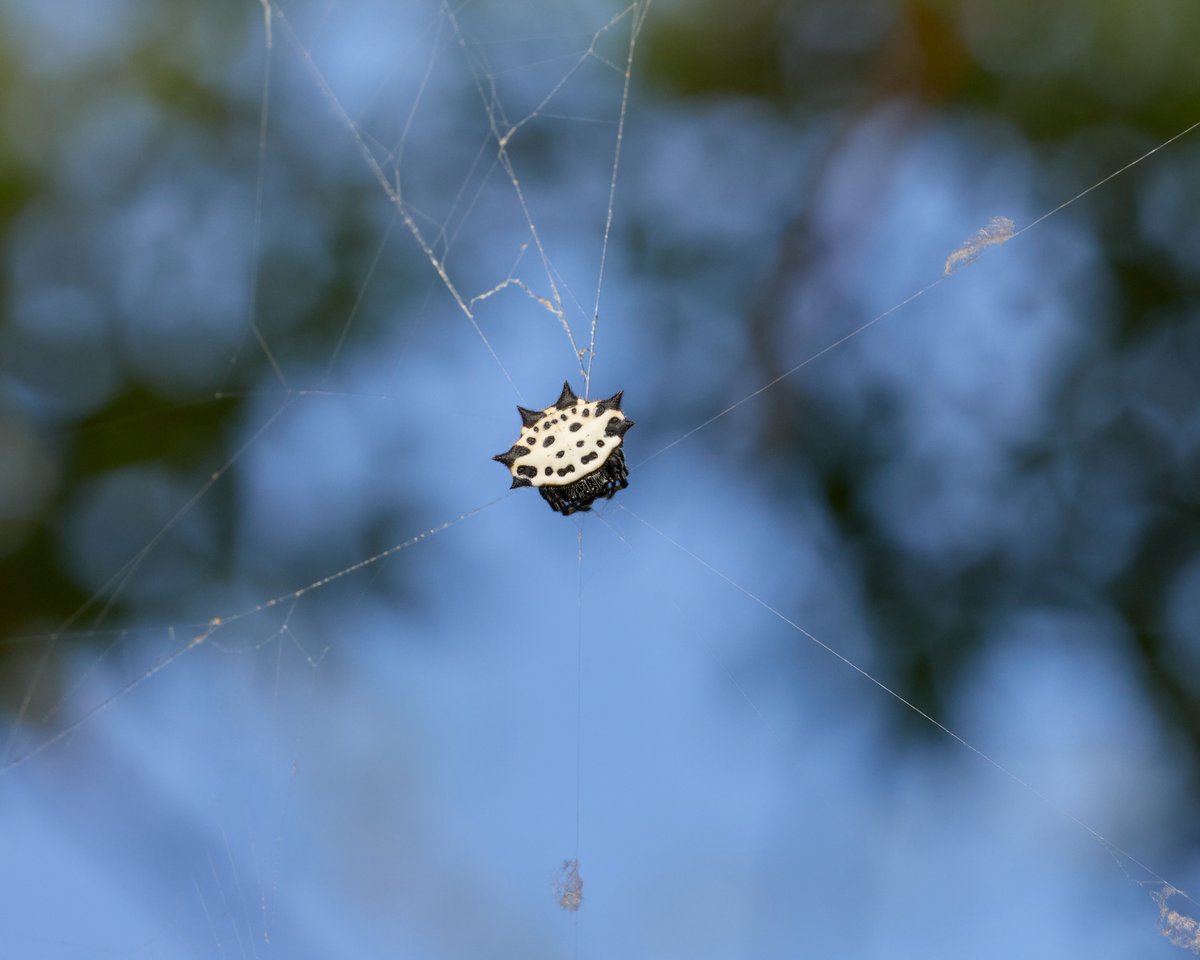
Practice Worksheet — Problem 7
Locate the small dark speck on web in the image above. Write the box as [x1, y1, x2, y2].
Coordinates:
[554, 859, 583, 912]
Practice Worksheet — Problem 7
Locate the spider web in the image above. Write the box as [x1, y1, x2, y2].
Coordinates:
[1, 1, 1200, 958]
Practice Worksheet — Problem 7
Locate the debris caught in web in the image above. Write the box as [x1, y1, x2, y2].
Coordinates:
[943, 215, 1016, 275]
[1154, 885, 1200, 953]
[553, 859, 583, 912]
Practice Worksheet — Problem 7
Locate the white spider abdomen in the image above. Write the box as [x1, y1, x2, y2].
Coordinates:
[493, 381, 633, 515]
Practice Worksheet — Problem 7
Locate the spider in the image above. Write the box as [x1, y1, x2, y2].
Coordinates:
[493, 381, 633, 515]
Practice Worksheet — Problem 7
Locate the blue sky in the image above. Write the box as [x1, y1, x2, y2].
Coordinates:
[1, 0, 1198, 957]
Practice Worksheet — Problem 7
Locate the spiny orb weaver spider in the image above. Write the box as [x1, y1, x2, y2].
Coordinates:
[493, 381, 634, 515]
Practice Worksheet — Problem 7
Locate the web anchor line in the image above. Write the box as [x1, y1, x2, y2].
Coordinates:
[273, 6, 524, 402]
[637, 112, 1200, 471]
[618, 505, 1199, 917]
[1, 496, 505, 776]
[586, 1, 651, 400]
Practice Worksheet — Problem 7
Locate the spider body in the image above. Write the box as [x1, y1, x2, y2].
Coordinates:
[493, 382, 633, 515]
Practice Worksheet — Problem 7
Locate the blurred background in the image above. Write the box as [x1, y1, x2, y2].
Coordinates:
[2, 0, 1199, 957]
